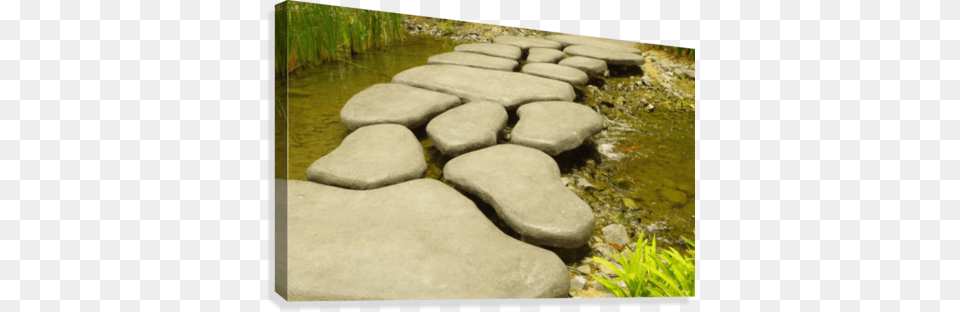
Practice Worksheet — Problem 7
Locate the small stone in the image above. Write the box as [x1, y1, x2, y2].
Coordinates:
[683, 69, 696, 79]
[576, 265, 591, 274]
[525, 47, 566, 63]
[563, 45, 645, 66]
[660, 188, 688, 205]
[662, 178, 677, 189]
[601, 224, 630, 246]
[521, 63, 589, 87]
[493, 35, 563, 51]
[426, 101, 508, 157]
[427, 52, 519, 72]
[510, 101, 603, 156]
[570, 276, 586, 292]
[592, 243, 619, 260]
[453, 43, 522, 60]
[558, 56, 608, 77]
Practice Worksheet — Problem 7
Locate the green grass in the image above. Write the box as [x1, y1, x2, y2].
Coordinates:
[590, 232, 696, 297]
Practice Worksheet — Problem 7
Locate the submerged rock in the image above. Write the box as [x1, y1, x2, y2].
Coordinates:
[392, 65, 576, 110]
[563, 45, 646, 66]
[525, 47, 566, 63]
[454, 43, 522, 60]
[558, 56, 608, 77]
[510, 101, 603, 156]
[427, 51, 519, 72]
[443, 144, 595, 248]
[305, 124, 425, 189]
[601, 224, 630, 247]
[544, 34, 642, 54]
[426, 101, 508, 157]
[339, 83, 461, 130]
[283, 179, 570, 300]
[660, 188, 688, 205]
[493, 35, 563, 51]
[521, 63, 589, 87]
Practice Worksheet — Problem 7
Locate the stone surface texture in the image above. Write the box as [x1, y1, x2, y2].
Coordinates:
[544, 34, 642, 54]
[392, 65, 576, 110]
[443, 144, 596, 248]
[601, 224, 630, 246]
[284, 179, 570, 300]
[525, 47, 566, 63]
[454, 43, 522, 60]
[510, 101, 603, 156]
[427, 52, 519, 71]
[493, 36, 563, 51]
[558, 56, 608, 77]
[563, 45, 645, 66]
[426, 101, 508, 157]
[340, 83, 461, 130]
[305, 124, 425, 189]
[521, 63, 589, 87]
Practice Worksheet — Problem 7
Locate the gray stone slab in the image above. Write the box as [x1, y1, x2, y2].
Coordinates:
[427, 52, 519, 72]
[544, 34, 642, 54]
[283, 179, 569, 300]
[558, 56, 608, 77]
[454, 43, 522, 60]
[443, 144, 596, 248]
[526, 48, 566, 63]
[305, 124, 425, 189]
[493, 36, 562, 51]
[510, 101, 603, 156]
[563, 45, 645, 66]
[521, 63, 588, 87]
[426, 101, 508, 157]
[340, 83, 461, 131]
[392, 65, 576, 110]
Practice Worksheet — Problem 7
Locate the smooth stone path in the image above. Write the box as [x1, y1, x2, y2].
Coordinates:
[340, 83, 461, 130]
[563, 45, 645, 66]
[510, 101, 603, 156]
[393, 65, 576, 110]
[443, 144, 596, 248]
[427, 52, 519, 72]
[493, 36, 562, 51]
[284, 179, 570, 300]
[558, 56, 608, 77]
[454, 43, 522, 60]
[526, 48, 566, 63]
[426, 101, 508, 157]
[521, 63, 589, 87]
[305, 124, 425, 189]
[544, 34, 642, 54]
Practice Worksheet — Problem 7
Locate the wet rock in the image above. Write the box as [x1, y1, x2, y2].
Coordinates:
[601, 224, 630, 247]
[283, 179, 569, 300]
[570, 276, 586, 292]
[510, 101, 603, 156]
[544, 34, 642, 54]
[563, 45, 645, 66]
[659, 188, 688, 205]
[305, 124, 426, 189]
[427, 52, 519, 72]
[526, 47, 566, 63]
[443, 144, 595, 248]
[493, 35, 563, 51]
[426, 101, 508, 157]
[521, 63, 589, 87]
[558, 56, 608, 77]
[393, 65, 576, 110]
[453, 43, 522, 60]
[677, 182, 695, 195]
[339, 83, 461, 130]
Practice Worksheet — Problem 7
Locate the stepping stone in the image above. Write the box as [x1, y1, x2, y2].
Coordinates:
[426, 101, 508, 157]
[558, 56, 608, 77]
[427, 52, 519, 72]
[493, 36, 562, 51]
[340, 83, 461, 131]
[526, 48, 566, 63]
[510, 101, 603, 156]
[563, 45, 645, 66]
[544, 34, 642, 54]
[444, 144, 596, 248]
[454, 43, 522, 60]
[521, 63, 588, 87]
[282, 179, 570, 300]
[305, 124, 425, 190]
[393, 65, 576, 110]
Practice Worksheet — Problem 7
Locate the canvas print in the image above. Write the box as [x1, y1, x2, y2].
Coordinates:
[275, 1, 696, 301]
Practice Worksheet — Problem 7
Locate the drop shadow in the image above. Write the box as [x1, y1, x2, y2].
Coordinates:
[458, 192, 522, 241]
[541, 244, 593, 265]
[554, 140, 602, 175]
[607, 64, 643, 78]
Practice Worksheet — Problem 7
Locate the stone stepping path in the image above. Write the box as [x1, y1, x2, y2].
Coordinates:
[454, 43, 522, 60]
[426, 101, 508, 157]
[285, 179, 570, 300]
[443, 144, 596, 248]
[544, 34, 642, 54]
[493, 35, 562, 51]
[427, 52, 519, 72]
[305, 124, 426, 189]
[510, 101, 603, 156]
[392, 64, 575, 110]
[558, 56, 608, 77]
[564, 45, 645, 66]
[340, 83, 461, 130]
[526, 48, 566, 63]
[521, 63, 589, 87]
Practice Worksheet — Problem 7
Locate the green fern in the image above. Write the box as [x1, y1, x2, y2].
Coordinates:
[590, 233, 695, 297]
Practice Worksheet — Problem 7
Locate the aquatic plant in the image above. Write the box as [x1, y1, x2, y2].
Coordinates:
[590, 232, 695, 297]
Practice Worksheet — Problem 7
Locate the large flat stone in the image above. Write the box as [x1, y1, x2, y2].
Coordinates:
[526, 48, 566, 63]
[563, 45, 645, 66]
[510, 101, 603, 156]
[283, 179, 569, 300]
[427, 52, 519, 72]
[454, 43, 522, 60]
[443, 144, 596, 248]
[558, 56, 608, 77]
[521, 63, 588, 87]
[305, 124, 425, 189]
[426, 101, 508, 157]
[392, 65, 576, 110]
[544, 34, 641, 54]
[340, 83, 461, 130]
[493, 36, 562, 51]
